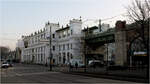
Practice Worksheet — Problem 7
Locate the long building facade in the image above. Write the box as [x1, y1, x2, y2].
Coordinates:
[18, 19, 84, 65]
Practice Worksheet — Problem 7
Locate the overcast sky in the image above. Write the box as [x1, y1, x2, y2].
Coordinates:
[0, 0, 132, 50]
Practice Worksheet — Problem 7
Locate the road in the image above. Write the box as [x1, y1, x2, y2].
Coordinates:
[1, 63, 135, 83]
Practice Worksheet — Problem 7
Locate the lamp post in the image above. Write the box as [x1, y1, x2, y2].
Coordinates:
[107, 44, 109, 67]
[83, 29, 88, 73]
[49, 26, 52, 71]
[105, 43, 109, 74]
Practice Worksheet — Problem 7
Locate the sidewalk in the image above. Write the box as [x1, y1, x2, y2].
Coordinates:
[51, 66, 148, 83]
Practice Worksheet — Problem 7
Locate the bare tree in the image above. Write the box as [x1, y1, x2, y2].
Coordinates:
[145, 0, 150, 11]
[127, 0, 149, 79]
[127, 0, 149, 46]
[0, 46, 10, 60]
[127, 0, 149, 21]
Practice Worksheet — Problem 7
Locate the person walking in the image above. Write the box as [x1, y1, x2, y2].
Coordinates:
[75, 62, 78, 70]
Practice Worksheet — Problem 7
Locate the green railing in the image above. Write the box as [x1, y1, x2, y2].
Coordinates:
[84, 30, 115, 43]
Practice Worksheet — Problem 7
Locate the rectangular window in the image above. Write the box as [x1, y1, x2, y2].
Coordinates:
[53, 46, 55, 51]
[70, 53, 73, 59]
[52, 34, 55, 38]
[59, 45, 61, 51]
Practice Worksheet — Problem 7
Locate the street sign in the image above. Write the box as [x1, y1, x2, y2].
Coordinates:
[134, 51, 147, 56]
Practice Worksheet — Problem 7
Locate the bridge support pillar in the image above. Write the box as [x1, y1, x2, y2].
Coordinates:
[115, 21, 127, 66]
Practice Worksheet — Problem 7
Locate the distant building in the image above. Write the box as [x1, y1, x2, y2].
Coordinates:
[15, 39, 24, 62]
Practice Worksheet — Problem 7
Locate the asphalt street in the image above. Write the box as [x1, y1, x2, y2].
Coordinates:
[1, 63, 136, 83]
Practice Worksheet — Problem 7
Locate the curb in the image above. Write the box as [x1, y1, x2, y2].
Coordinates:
[61, 71, 149, 83]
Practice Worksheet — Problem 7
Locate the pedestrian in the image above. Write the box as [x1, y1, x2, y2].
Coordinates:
[45, 62, 48, 67]
[75, 62, 78, 69]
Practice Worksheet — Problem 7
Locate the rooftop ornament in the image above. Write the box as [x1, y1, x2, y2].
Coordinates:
[34, 32, 37, 35]
[80, 16, 82, 21]
[31, 33, 33, 36]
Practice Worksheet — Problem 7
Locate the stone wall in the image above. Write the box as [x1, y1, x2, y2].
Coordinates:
[115, 21, 127, 66]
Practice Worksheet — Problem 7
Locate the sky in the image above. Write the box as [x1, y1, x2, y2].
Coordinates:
[0, 0, 132, 50]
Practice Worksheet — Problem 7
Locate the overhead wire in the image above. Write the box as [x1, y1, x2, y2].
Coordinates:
[83, 13, 126, 24]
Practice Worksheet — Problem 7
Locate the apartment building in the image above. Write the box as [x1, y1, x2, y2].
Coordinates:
[55, 19, 84, 65]
[19, 18, 84, 65]
[19, 22, 59, 65]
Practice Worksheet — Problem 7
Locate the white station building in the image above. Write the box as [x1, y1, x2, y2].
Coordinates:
[18, 19, 84, 65]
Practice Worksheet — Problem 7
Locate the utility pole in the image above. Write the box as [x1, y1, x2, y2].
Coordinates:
[84, 37, 86, 72]
[107, 44, 109, 67]
[49, 26, 52, 71]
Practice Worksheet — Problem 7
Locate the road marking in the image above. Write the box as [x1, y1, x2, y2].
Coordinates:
[15, 73, 22, 76]
[11, 71, 60, 77]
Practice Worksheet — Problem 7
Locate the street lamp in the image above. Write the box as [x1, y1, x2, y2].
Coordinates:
[105, 43, 109, 74]
[49, 26, 52, 71]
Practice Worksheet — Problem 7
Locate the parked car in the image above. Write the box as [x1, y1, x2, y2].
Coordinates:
[1, 62, 10, 68]
[88, 60, 104, 67]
